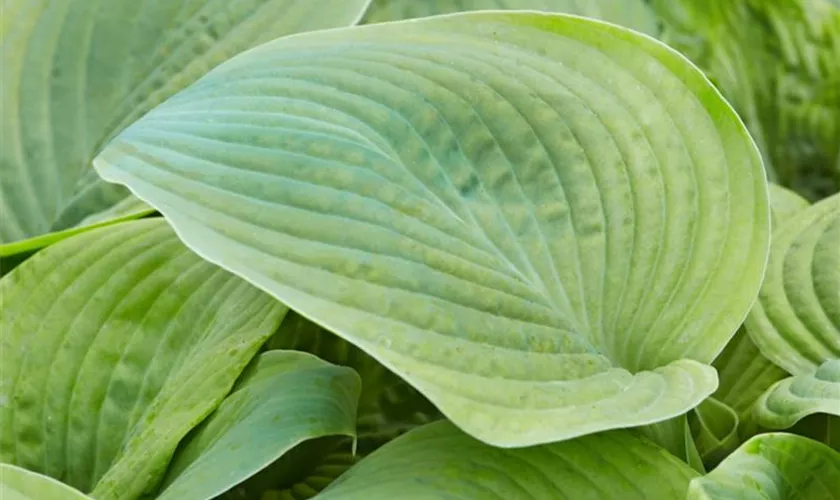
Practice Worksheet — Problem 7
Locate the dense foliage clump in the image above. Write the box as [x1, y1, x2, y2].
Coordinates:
[1, 1, 838, 499]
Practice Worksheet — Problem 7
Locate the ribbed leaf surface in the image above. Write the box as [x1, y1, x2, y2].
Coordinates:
[688, 433, 840, 499]
[95, 13, 770, 446]
[0, 0, 371, 253]
[315, 420, 698, 499]
[0, 219, 287, 499]
[754, 360, 840, 429]
[746, 193, 840, 375]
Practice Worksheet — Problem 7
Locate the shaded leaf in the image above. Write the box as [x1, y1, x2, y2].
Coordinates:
[713, 328, 788, 420]
[688, 433, 840, 499]
[639, 416, 705, 473]
[0, 0, 372, 253]
[788, 414, 840, 451]
[315, 420, 698, 499]
[0, 463, 93, 500]
[265, 311, 440, 454]
[155, 351, 360, 500]
[95, 12, 770, 447]
[0, 219, 287, 499]
[689, 398, 741, 468]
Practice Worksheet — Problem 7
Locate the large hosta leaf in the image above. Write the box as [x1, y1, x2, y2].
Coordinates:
[0, 464, 93, 500]
[95, 12, 770, 446]
[314, 420, 698, 499]
[361, 0, 659, 35]
[155, 351, 360, 500]
[0, 0, 371, 254]
[0, 219, 287, 499]
[688, 433, 840, 499]
[746, 193, 840, 375]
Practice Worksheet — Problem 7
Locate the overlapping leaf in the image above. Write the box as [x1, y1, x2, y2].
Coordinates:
[315, 420, 698, 499]
[361, 0, 659, 35]
[688, 433, 840, 499]
[746, 193, 839, 374]
[0, 464, 93, 500]
[264, 312, 440, 454]
[155, 351, 360, 500]
[651, 0, 840, 200]
[754, 360, 840, 429]
[689, 398, 741, 468]
[94, 12, 770, 447]
[0, 0, 372, 255]
[713, 328, 788, 421]
[0, 219, 287, 499]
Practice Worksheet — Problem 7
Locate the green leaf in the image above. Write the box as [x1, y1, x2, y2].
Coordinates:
[265, 311, 440, 455]
[745, 193, 840, 375]
[689, 398, 741, 468]
[753, 360, 840, 430]
[638, 416, 705, 473]
[315, 420, 698, 499]
[0, 0, 372, 254]
[711, 186, 808, 423]
[651, 0, 840, 200]
[768, 183, 811, 227]
[361, 0, 659, 35]
[713, 328, 788, 420]
[94, 12, 770, 447]
[155, 350, 360, 500]
[789, 414, 840, 451]
[687, 433, 840, 499]
[0, 219, 287, 499]
[0, 463, 93, 500]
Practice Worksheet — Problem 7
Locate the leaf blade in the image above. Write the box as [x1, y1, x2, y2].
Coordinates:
[315, 420, 698, 499]
[95, 12, 770, 447]
[155, 351, 360, 500]
[0, 219, 287, 499]
[0, 0, 372, 252]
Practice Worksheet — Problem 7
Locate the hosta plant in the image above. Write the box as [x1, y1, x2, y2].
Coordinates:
[2, 0, 839, 499]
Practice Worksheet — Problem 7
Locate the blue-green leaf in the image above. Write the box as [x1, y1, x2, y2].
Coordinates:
[0, 0, 372, 255]
[316, 420, 698, 499]
[95, 12, 770, 447]
[155, 351, 360, 500]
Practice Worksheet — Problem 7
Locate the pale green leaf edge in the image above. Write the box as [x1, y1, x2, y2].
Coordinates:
[0, 463, 93, 500]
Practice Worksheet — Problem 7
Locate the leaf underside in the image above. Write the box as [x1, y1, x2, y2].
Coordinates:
[95, 12, 769, 447]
